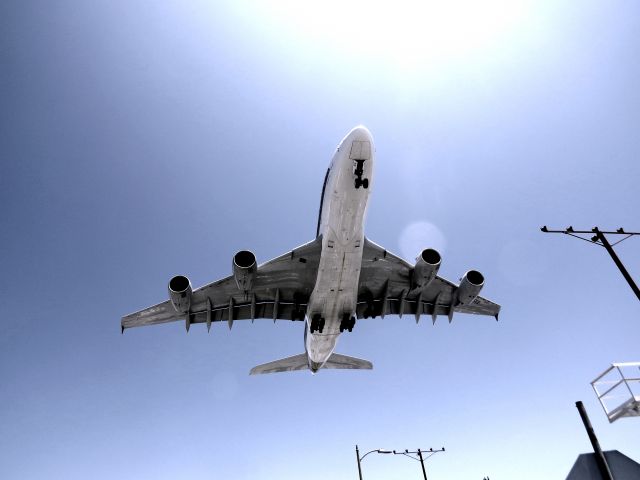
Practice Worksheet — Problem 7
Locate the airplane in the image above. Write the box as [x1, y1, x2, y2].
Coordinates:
[121, 126, 501, 374]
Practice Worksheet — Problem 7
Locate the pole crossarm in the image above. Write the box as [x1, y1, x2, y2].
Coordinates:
[541, 226, 640, 235]
[541, 225, 640, 302]
[393, 448, 445, 461]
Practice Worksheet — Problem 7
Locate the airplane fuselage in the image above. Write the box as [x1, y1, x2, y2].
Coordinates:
[305, 126, 374, 372]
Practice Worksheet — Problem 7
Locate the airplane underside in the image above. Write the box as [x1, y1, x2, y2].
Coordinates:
[121, 126, 501, 375]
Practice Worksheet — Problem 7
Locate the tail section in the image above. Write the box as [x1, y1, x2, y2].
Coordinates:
[249, 352, 372, 375]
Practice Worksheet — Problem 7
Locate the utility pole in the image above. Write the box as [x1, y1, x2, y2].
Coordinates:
[417, 449, 428, 480]
[393, 448, 445, 479]
[356, 446, 444, 479]
[541, 226, 640, 302]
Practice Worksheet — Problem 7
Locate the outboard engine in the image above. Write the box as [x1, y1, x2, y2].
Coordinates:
[457, 270, 484, 305]
[412, 248, 441, 288]
[169, 275, 192, 313]
[233, 250, 257, 292]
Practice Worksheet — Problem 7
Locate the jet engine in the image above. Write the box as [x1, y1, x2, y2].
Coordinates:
[456, 270, 484, 305]
[169, 275, 192, 313]
[412, 248, 441, 288]
[233, 250, 257, 291]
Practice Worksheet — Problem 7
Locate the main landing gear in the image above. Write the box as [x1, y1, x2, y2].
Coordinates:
[310, 314, 325, 334]
[354, 160, 369, 189]
[355, 178, 369, 189]
[339, 314, 356, 333]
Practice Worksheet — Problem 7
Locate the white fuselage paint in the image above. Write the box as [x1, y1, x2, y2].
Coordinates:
[304, 126, 374, 372]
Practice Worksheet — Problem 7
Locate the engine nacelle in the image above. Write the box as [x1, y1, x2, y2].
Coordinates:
[457, 270, 484, 305]
[412, 248, 442, 288]
[168, 275, 192, 313]
[233, 250, 257, 291]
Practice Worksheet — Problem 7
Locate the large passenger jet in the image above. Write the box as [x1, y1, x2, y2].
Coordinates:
[122, 126, 500, 374]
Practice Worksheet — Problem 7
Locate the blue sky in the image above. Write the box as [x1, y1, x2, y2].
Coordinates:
[1, 1, 639, 479]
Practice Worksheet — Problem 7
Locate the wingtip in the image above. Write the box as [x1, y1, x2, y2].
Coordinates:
[494, 313, 499, 322]
[121, 325, 125, 334]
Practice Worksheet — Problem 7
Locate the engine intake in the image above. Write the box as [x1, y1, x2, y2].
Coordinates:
[412, 248, 442, 288]
[233, 250, 257, 291]
[169, 275, 192, 313]
[457, 270, 484, 305]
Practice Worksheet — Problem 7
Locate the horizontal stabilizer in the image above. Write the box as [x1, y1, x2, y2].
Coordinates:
[323, 352, 373, 370]
[250, 353, 309, 375]
[249, 352, 373, 375]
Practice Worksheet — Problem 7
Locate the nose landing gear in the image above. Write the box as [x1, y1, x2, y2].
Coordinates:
[354, 160, 369, 189]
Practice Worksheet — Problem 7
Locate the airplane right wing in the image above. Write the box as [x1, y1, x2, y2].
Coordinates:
[356, 237, 500, 323]
[121, 237, 323, 332]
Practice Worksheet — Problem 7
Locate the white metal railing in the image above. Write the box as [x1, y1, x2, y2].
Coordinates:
[591, 362, 640, 423]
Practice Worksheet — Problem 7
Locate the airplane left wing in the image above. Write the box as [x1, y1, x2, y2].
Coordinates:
[356, 237, 500, 322]
[121, 237, 323, 332]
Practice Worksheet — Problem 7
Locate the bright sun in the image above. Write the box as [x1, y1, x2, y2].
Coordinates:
[242, 0, 534, 72]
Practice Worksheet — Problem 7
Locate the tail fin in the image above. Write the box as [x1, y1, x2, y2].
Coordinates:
[249, 352, 372, 375]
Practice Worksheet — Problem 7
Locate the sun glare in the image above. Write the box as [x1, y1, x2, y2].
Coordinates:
[243, 0, 534, 72]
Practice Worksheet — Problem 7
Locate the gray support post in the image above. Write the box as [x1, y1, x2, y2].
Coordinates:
[575, 401, 614, 480]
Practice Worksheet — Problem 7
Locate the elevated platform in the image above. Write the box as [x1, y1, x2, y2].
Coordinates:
[591, 362, 640, 423]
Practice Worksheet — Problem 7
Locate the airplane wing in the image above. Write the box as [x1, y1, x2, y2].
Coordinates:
[121, 237, 323, 332]
[356, 237, 500, 323]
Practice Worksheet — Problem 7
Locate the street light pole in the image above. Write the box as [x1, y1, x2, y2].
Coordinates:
[355, 446, 392, 479]
[356, 445, 363, 480]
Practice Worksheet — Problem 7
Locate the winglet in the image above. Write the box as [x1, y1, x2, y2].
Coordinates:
[121, 325, 125, 334]
[495, 313, 499, 322]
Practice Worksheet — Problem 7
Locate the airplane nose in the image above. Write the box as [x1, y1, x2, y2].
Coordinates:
[347, 125, 373, 142]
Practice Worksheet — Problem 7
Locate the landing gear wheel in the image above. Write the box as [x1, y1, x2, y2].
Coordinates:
[355, 178, 361, 189]
[318, 318, 325, 333]
[362, 178, 369, 189]
[310, 314, 321, 333]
